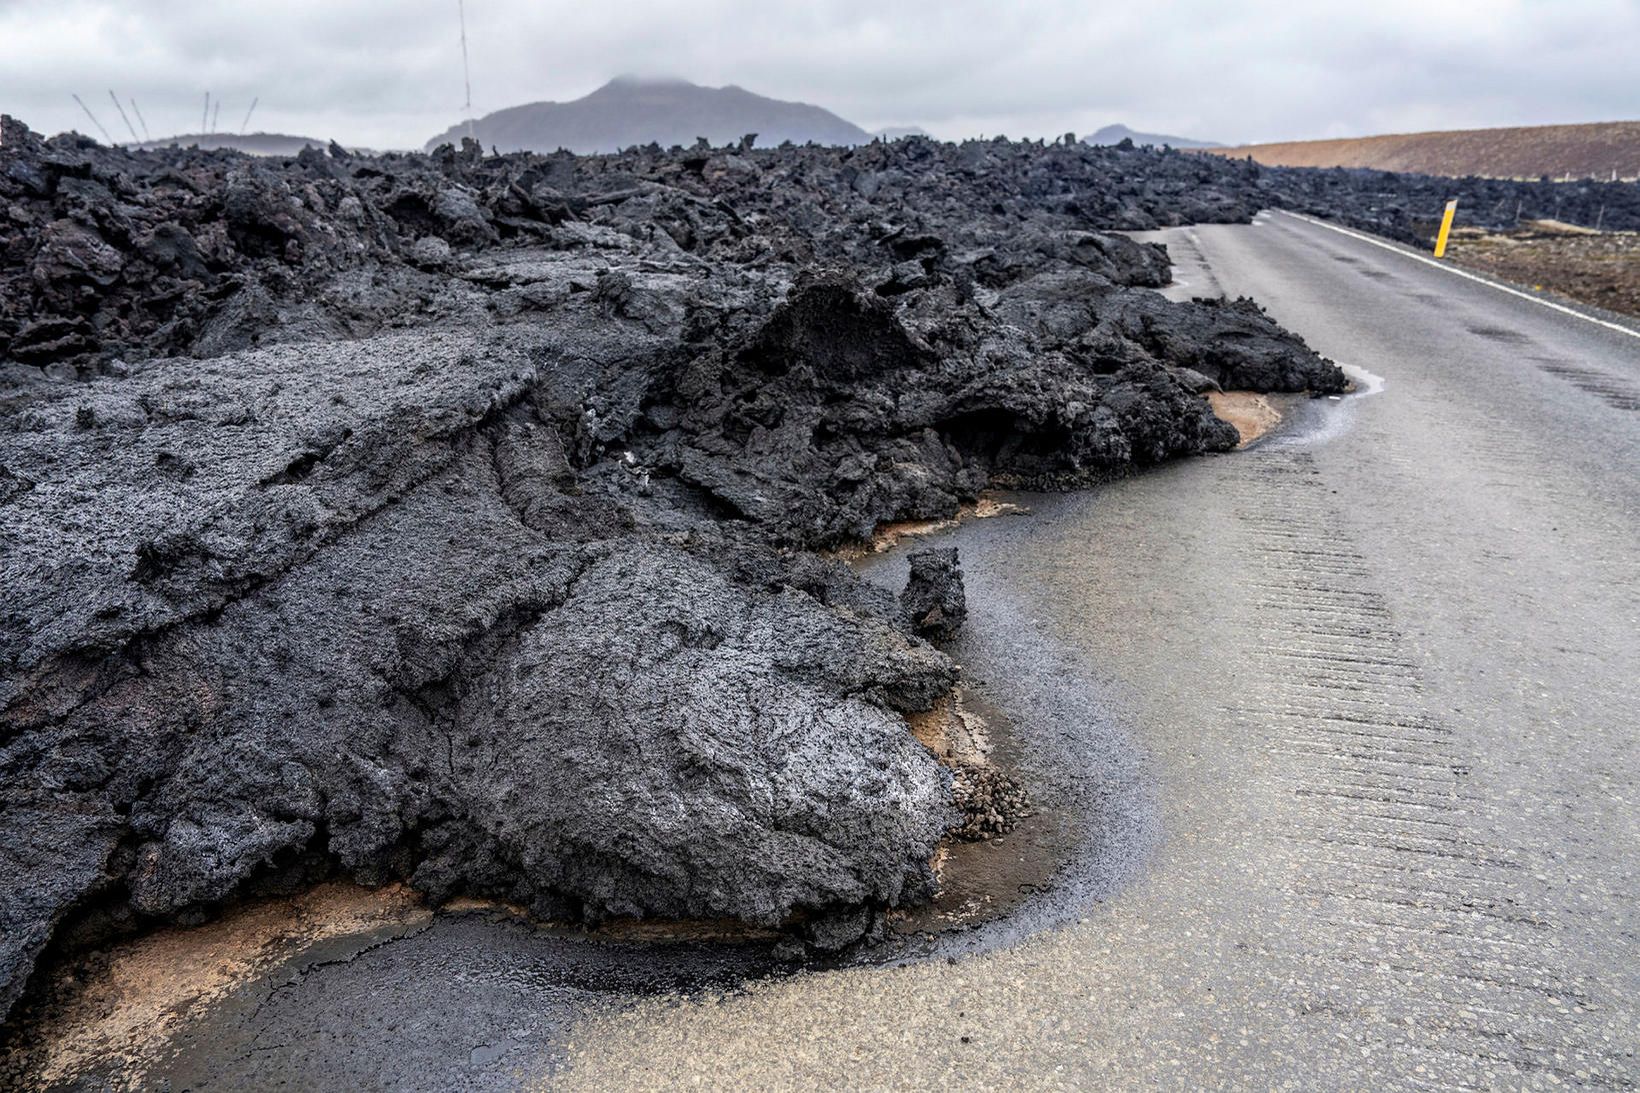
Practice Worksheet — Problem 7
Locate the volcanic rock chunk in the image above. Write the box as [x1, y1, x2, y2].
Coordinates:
[901, 547, 968, 642]
[659, 272, 1289, 546]
[0, 314, 975, 1019]
[1100, 292, 1349, 393]
[419, 544, 957, 922]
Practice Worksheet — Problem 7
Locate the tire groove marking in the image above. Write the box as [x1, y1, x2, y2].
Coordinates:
[1226, 443, 1625, 1077]
[1296, 888, 1552, 929]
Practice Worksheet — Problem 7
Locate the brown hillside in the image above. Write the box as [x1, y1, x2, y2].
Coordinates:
[1203, 121, 1640, 180]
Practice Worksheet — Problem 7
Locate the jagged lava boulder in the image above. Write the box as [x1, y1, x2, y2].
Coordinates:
[901, 548, 968, 642]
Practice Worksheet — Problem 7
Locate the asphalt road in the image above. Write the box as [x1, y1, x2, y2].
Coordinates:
[30, 213, 1640, 1089]
[551, 212, 1640, 1089]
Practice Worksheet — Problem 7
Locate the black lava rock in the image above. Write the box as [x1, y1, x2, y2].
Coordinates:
[902, 548, 968, 642]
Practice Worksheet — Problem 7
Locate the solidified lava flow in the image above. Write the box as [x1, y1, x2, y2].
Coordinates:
[0, 116, 1422, 1023]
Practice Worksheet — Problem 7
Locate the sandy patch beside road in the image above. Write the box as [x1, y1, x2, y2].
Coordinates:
[1445, 226, 1640, 319]
[1207, 390, 1285, 446]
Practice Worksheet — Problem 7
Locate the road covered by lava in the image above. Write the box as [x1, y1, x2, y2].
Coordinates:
[4, 119, 1631, 1083]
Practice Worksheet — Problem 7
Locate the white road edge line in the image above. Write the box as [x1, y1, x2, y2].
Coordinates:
[1273, 209, 1640, 342]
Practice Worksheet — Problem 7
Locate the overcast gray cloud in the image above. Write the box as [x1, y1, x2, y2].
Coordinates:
[2, 0, 1636, 149]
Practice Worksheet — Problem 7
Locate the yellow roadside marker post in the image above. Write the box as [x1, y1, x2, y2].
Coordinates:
[1433, 199, 1458, 258]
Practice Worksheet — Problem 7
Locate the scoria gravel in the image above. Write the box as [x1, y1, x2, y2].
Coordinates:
[0, 117, 1367, 1023]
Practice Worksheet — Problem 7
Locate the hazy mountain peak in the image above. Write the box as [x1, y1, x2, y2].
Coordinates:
[429, 78, 869, 153]
[1084, 123, 1221, 149]
[600, 74, 694, 91]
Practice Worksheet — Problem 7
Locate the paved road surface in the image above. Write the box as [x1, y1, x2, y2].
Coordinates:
[552, 212, 1640, 1089]
[42, 212, 1640, 1089]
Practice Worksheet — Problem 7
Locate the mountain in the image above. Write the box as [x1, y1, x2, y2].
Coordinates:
[425, 76, 871, 153]
[130, 132, 337, 156]
[1200, 121, 1640, 180]
[1083, 123, 1221, 149]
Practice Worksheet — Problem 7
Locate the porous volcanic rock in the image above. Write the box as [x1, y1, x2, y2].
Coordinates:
[0, 117, 1370, 1021]
[901, 548, 968, 642]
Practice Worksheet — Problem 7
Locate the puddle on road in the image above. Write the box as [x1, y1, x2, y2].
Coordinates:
[1270, 363, 1385, 449]
[1205, 365, 1382, 453]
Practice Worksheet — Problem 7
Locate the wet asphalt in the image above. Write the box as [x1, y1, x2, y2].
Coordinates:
[41, 212, 1640, 1088]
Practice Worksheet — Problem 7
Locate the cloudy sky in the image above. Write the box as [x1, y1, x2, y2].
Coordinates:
[2, 0, 1635, 149]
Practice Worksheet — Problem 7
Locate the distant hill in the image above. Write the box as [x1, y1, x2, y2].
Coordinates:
[130, 132, 336, 156]
[425, 76, 871, 153]
[1084, 123, 1221, 149]
[875, 126, 931, 141]
[1201, 121, 1640, 180]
